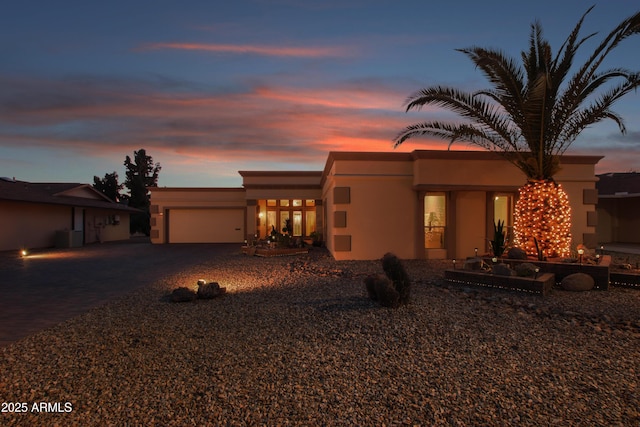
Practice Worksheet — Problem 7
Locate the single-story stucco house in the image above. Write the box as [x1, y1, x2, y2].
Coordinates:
[596, 172, 640, 245]
[149, 150, 602, 261]
[0, 177, 141, 252]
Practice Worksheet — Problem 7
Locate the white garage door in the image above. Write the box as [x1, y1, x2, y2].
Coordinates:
[168, 208, 244, 243]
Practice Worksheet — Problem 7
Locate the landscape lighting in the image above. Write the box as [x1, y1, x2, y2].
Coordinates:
[20, 249, 28, 257]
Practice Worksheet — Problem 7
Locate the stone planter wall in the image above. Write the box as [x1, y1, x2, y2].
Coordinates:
[498, 255, 611, 290]
[609, 271, 640, 289]
[444, 269, 555, 296]
[241, 246, 309, 257]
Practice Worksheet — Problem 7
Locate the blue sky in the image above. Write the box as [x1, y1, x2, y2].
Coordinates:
[1, 0, 639, 187]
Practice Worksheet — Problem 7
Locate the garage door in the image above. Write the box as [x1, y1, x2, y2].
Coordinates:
[168, 208, 244, 243]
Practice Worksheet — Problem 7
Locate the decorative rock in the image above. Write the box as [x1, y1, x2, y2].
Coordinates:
[464, 257, 483, 270]
[197, 281, 226, 299]
[561, 273, 595, 291]
[170, 287, 197, 302]
[515, 262, 539, 277]
[492, 263, 515, 276]
[507, 247, 528, 260]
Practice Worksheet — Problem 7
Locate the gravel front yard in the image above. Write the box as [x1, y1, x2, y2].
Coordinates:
[1, 248, 638, 426]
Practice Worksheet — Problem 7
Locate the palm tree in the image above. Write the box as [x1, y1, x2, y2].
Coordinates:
[394, 6, 640, 258]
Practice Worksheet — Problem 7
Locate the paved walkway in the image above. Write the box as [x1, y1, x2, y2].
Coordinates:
[0, 239, 240, 347]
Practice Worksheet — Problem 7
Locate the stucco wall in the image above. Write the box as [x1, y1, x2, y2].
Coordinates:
[0, 201, 70, 251]
[323, 151, 601, 260]
[0, 201, 134, 251]
[454, 191, 487, 259]
[323, 158, 417, 261]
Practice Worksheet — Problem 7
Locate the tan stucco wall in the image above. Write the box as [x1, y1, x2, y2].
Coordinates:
[0, 201, 132, 251]
[0, 201, 70, 251]
[84, 208, 131, 244]
[322, 151, 601, 260]
[454, 191, 487, 259]
[323, 158, 417, 261]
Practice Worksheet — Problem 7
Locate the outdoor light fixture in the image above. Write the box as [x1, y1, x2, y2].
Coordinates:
[534, 268, 540, 279]
[578, 248, 584, 264]
[492, 257, 498, 264]
[198, 279, 207, 286]
[20, 249, 28, 257]
[452, 259, 456, 269]
[474, 247, 478, 257]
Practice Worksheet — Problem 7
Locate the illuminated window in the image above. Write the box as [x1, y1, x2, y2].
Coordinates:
[293, 211, 302, 236]
[280, 200, 290, 207]
[267, 211, 277, 234]
[292, 199, 302, 207]
[425, 193, 446, 249]
[494, 194, 513, 240]
[267, 199, 277, 207]
[305, 210, 316, 236]
[305, 199, 315, 207]
[280, 211, 290, 232]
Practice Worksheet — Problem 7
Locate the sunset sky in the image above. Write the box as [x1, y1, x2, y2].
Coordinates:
[1, 1, 639, 187]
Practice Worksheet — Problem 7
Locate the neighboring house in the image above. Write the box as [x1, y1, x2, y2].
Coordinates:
[150, 150, 601, 261]
[596, 172, 640, 244]
[0, 177, 141, 252]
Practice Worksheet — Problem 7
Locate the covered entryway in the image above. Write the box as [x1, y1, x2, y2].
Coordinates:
[167, 208, 244, 243]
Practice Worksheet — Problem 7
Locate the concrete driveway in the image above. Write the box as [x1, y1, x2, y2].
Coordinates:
[0, 239, 240, 347]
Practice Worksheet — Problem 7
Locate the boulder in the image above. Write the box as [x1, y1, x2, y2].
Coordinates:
[492, 263, 515, 276]
[515, 262, 539, 277]
[197, 281, 226, 299]
[507, 247, 528, 260]
[170, 287, 197, 302]
[561, 273, 594, 291]
[463, 257, 484, 271]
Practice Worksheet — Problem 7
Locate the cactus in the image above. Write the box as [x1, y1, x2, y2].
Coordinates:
[381, 252, 411, 305]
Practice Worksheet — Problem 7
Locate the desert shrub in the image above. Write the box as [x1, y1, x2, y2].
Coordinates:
[381, 252, 411, 305]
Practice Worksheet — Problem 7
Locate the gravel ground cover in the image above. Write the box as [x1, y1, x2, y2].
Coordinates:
[1, 248, 638, 426]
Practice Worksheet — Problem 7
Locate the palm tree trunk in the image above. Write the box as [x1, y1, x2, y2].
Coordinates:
[513, 180, 572, 259]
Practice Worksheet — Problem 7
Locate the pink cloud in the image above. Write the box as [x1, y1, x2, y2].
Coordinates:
[139, 42, 351, 58]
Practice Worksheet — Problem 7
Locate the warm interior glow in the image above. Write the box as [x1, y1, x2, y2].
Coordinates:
[513, 180, 572, 258]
